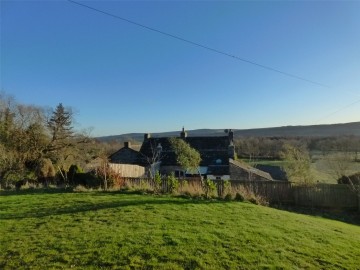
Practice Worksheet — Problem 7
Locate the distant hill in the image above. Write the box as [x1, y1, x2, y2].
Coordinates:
[97, 122, 360, 142]
[234, 122, 360, 137]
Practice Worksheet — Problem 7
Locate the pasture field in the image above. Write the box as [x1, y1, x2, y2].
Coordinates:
[247, 152, 360, 183]
[1, 190, 359, 269]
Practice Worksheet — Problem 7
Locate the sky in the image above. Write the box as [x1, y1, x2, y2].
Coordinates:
[1, 0, 360, 136]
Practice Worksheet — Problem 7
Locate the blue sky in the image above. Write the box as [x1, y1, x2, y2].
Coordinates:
[1, 0, 359, 136]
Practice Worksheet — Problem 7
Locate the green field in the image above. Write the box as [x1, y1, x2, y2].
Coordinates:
[247, 154, 360, 183]
[1, 190, 359, 269]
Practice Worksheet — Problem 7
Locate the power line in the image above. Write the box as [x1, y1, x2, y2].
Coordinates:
[317, 98, 360, 123]
[67, 0, 329, 88]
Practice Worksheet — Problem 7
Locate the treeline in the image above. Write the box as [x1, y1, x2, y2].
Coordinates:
[235, 136, 360, 160]
[0, 93, 108, 189]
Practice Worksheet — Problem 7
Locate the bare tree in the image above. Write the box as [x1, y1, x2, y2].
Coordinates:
[140, 140, 164, 179]
[325, 152, 353, 181]
[280, 143, 313, 185]
[325, 152, 360, 210]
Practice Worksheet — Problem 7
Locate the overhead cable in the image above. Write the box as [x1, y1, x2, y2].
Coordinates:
[67, 0, 329, 88]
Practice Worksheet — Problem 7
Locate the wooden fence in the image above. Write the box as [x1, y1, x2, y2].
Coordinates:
[121, 177, 359, 210]
[293, 184, 358, 209]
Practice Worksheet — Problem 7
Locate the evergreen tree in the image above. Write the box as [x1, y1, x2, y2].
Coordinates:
[47, 103, 73, 145]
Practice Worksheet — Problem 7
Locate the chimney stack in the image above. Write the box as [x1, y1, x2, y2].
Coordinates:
[144, 133, 151, 141]
[228, 129, 234, 143]
[180, 127, 187, 139]
[228, 142, 235, 159]
[124, 141, 131, 148]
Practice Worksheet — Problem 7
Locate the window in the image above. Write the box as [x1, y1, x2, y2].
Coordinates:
[175, 170, 184, 178]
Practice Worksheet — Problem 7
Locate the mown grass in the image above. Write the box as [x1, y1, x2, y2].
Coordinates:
[1, 190, 359, 269]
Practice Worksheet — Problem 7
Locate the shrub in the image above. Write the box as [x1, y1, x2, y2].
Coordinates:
[73, 185, 88, 192]
[338, 173, 360, 185]
[68, 164, 83, 185]
[248, 197, 258, 205]
[223, 180, 231, 193]
[248, 194, 269, 206]
[235, 192, 245, 202]
[36, 158, 55, 186]
[71, 172, 101, 188]
[153, 171, 162, 193]
[232, 185, 268, 206]
[167, 173, 179, 194]
[203, 179, 216, 199]
[140, 179, 153, 193]
[19, 180, 38, 190]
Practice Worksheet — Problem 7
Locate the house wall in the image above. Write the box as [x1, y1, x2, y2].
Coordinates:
[229, 163, 270, 181]
[109, 163, 146, 178]
[160, 166, 183, 176]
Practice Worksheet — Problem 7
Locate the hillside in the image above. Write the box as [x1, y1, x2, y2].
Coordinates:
[1, 191, 359, 269]
[234, 122, 360, 137]
[97, 122, 360, 142]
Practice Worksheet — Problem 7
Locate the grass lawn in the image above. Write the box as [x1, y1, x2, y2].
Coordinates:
[1, 190, 359, 269]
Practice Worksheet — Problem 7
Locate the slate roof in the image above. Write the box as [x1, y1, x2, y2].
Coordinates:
[139, 136, 231, 167]
[109, 130, 273, 179]
[109, 147, 142, 165]
[229, 159, 273, 181]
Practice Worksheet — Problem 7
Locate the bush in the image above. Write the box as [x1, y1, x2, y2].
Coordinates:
[235, 192, 245, 202]
[203, 179, 216, 199]
[167, 173, 179, 194]
[223, 180, 231, 196]
[73, 185, 88, 192]
[36, 158, 55, 186]
[68, 164, 83, 185]
[338, 173, 360, 185]
[72, 172, 101, 188]
[248, 197, 258, 205]
[248, 195, 269, 206]
[232, 186, 268, 206]
[153, 171, 162, 193]
[140, 179, 153, 193]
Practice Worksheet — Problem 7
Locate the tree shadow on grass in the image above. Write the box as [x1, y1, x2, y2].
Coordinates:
[0, 191, 222, 220]
[0, 188, 73, 196]
[271, 204, 360, 226]
[3, 189, 358, 226]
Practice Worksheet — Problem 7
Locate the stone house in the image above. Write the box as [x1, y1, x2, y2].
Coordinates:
[109, 128, 273, 181]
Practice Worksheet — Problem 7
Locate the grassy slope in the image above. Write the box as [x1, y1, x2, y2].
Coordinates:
[1, 191, 359, 269]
